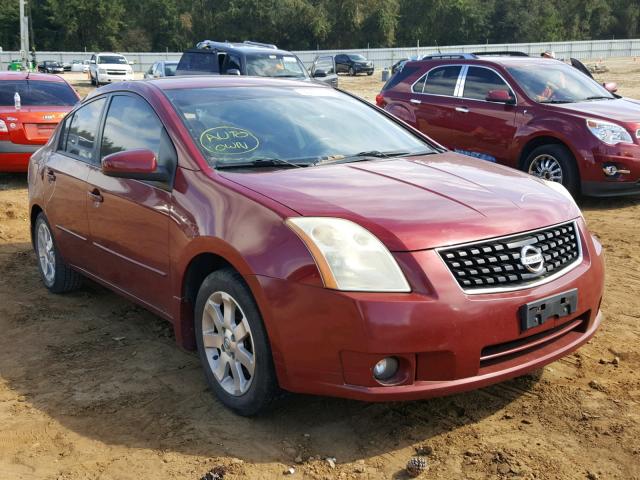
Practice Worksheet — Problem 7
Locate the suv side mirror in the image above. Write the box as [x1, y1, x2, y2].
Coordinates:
[102, 149, 168, 182]
[226, 68, 241, 76]
[603, 82, 618, 93]
[90, 60, 96, 64]
[486, 89, 515, 104]
[313, 69, 327, 78]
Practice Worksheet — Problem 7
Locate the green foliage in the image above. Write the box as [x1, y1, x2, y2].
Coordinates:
[0, 0, 638, 52]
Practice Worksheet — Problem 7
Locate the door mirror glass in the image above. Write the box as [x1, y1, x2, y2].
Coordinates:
[101, 149, 168, 182]
[603, 82, 618, 93]
[313, 69, 327, 78]
[486, 89, 514, 104]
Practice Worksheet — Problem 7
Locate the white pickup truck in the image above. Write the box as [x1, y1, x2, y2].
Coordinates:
[88, 53, 134, 86]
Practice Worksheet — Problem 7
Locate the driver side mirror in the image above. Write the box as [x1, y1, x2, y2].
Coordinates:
[101, 149, 168, 182]
[486, 89, 515, 104]
[603, 82, 618, 93]
[90, 60, 96, 64]
[312, 69, 327, 78]
[226, 68, 241, 76]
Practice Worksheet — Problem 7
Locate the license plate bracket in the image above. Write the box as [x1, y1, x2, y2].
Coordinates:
[520, 289, 578, 331]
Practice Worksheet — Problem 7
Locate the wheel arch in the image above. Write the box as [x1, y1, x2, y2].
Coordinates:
[30, 204, 44, 247]
[517, 135, 578, 171]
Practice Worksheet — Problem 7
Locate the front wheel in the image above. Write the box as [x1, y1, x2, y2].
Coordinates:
[524, 144, 579, 196]
[349, 67, 355, 76]
[195, 269, 279, 416]
[34, 213, 82, 293]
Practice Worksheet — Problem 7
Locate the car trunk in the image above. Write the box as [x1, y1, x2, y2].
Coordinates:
[0, 106, 69, 145]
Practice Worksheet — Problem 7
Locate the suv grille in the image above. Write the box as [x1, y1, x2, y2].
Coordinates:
[438, 221, 581, 293]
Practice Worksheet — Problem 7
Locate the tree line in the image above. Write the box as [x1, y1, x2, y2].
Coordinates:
[1, 0, 639, 53]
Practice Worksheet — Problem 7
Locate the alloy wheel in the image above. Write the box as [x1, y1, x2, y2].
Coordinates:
[37, 221, 56, 284]
[528, 154, 564, 183]
[201, 291, 256, 396]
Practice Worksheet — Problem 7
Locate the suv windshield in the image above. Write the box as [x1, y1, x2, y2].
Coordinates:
[246, 54, 307, 78]
[348, 54, 367, 61]
[98, 56, 127, 64]
[0, 80, 77, 106]
[508, 63, 615, 103]
[165, 86, 432, 166]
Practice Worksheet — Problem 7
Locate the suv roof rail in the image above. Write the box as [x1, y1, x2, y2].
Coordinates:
[421, 52, 477, 60]
[473, 51, 529, 57]
[196, 40, 232, 49]
[242, 40, 278, 49]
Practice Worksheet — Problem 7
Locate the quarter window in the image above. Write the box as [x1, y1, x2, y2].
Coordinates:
[412, 74, 426, 93]
[423, 66, 462, 96]
[463, 67, 511, 101]
[64, 98, 106, 162]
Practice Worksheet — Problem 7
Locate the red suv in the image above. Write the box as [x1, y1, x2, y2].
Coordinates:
[377, 54, 640, 196]
[29, 77, 604, 415]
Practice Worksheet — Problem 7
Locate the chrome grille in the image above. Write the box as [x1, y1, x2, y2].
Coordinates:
[439, 221, 581, 293]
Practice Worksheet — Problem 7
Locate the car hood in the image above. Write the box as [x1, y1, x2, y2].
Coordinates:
[549, 98, 640, 123]
[221, 153, 581, 251]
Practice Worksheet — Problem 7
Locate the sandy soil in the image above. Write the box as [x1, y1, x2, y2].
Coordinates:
[0, 59, 639, 480]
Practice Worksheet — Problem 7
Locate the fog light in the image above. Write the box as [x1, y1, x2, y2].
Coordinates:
[373, 357, 399, 381]
[603, 164, 631, 176]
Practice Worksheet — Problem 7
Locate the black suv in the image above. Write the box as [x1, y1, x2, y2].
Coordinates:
[176, 40, 312, 80]
[334, 53, 374, 76]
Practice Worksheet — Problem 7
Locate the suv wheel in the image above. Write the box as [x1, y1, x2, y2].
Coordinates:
[195, 269, 279, 416]
[34, 213, 82, 293]
[349, 67, 355, 76]
[524, 144, 579, 195]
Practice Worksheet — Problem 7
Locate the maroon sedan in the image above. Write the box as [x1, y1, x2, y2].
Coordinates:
[28, 77, 604, 415]
[377, 55, 640, 196]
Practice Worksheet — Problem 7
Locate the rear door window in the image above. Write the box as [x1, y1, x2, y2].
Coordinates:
[0, 80, 78, 106]
[177, 51, 219, 74]
[463, 67, 512, 101]
[64, 98, 107, 163]
[423, 66, 462, 96]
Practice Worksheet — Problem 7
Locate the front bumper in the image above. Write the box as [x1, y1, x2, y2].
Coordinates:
[97, 72, 134, 83]
[354, 65, 374, 74]
[581, 141, 640, 196]
[254, 219, 604, 401]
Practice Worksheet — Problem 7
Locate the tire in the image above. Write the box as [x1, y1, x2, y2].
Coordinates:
[524, 144, 580, 196]
[195, 268, 279, 416]
[349, 67, 355, 76]
[34, 213, 82, 294]
[367, 71, 373, 76]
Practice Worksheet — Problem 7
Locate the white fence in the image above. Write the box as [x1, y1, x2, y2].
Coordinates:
[2, 38, 640, 73]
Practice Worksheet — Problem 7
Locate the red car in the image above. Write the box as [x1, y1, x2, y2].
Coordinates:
[28, 77, 604, 415]
[0, 72, 79, 172]
[377, 54, 640, 196]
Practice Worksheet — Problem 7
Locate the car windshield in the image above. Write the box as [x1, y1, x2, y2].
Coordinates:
[165, 63, 177, 76]
[245, 54, 307, 78]
[47, 62, 61, 67]
[0, 80, 77, 106]
[507, 63, 615, 103]
[348, 54, 367, 61]
[98, 56, 127, 64]
[165, 86, 433, 167]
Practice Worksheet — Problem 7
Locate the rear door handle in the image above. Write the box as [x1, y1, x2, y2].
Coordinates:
[87, 189, 103, 204]
[410, 98, 422, 104]
[455, 106, 470, 113]
[46, 169, 56, 183]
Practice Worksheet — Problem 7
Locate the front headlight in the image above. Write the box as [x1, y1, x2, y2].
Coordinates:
[98, 68, 107, 74]
[286, 217, 410, 292]
[586, 118, 633, 145]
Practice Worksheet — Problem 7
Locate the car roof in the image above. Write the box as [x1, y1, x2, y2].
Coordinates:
[184, 46, 298, 57]
[148, 75, 319, 90]
[408, 56, 561, 69]
[0, 71, 69, 83]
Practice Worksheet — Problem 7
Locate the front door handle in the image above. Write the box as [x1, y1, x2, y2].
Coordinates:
[87, 189, 103, 204]
[455, 106, 470, 113]
[410, 98, 422, 104]
[46, 169, 56, 183]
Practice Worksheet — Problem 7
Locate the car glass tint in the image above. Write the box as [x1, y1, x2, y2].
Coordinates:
[0, 80, 77, 106]
[245, 54, 306, 78]
[98, 56, 127, 64]
[178, 52, 219, 73]
[412, 73, 426, 93]
[226, 55, 241, 71]
[463, 67, 510, 100]
[65, 98, 106, 162]
[383, 65, 420, 91]
[315, 58, 334, 74]
[164, 63, 177, 76]
[166, 86, 433, 166]
[423, 66, 462, 96]
[348, 54, 366, 61]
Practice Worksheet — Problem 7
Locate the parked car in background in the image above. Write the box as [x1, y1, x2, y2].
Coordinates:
[7, 59, 23, 71]
[28, 76, 603, 416]
[377, 54, 639, 196]
[37, 61, 65, 74]
[335, 53, 374, 76]
[176, 40, 310, 81]
[0, 71, 79, 172]
[309, 55, 338, 87]
[70, 60, 90, 73]
[89, 53, 134, 86]
[62, 61, 72, 72]
[144, 60, 178, 79]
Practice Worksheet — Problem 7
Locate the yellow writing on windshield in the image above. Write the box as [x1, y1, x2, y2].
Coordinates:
[199, 126, 260, 155]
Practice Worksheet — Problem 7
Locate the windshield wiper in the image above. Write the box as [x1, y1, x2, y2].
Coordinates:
[214, 158, 308, 169]
[316, 150, 436, 166]
[539, 99, 573, 104]
[583, 95, 614, 101]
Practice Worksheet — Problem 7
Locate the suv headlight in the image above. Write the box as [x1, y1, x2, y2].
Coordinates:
[586, 118, 633, 145]
[98, 68, 107, 74]
[286, 217, 410, 292]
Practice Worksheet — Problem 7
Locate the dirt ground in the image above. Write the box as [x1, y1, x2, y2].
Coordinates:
[0, 59, 639, 480]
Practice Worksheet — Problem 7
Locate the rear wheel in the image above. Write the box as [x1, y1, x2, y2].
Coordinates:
[195, 268, 279, 416]
[34, 213, 82, 293]
[524, 144, 579, 196]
